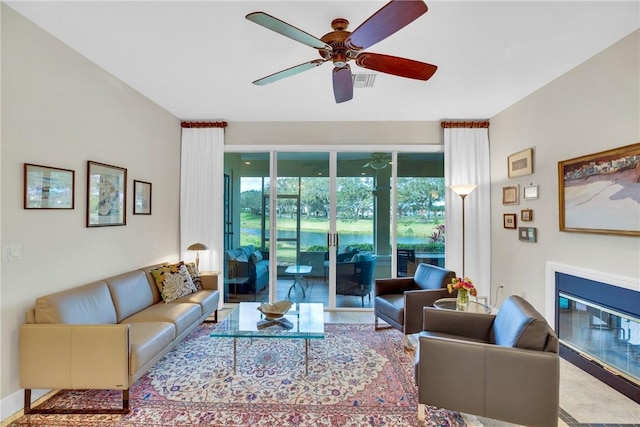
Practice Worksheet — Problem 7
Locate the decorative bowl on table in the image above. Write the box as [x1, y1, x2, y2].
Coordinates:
[257, 300, 293, 319]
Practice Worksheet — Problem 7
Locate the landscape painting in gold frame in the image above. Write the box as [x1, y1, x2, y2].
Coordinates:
[558, 142, 640, 236]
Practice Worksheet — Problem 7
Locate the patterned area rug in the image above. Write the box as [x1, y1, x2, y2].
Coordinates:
[10, 323, 465, 426]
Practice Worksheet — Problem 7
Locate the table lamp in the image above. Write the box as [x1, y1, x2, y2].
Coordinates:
[187, 243, 208, 270]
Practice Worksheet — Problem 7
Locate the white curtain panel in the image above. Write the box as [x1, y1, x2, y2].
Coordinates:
[444, 127, 491, 300]
[180, 127, 224, 272]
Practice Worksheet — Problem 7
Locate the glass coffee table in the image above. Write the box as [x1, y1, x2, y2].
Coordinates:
[210, 302, 324, 375]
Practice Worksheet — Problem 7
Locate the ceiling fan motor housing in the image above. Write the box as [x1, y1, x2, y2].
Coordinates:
[319, 18, 360, 68]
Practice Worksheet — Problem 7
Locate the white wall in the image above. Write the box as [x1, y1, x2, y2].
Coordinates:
[489, 30, 640, 311]
[1, 4, 181, 413]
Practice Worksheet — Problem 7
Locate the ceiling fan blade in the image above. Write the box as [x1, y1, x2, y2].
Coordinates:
[356, 52, 437, 80]
[253, 59, 326, 86]
[246, 12, 332, 51]
[345, 0, 428, 51]
[333, 65, 353, 104]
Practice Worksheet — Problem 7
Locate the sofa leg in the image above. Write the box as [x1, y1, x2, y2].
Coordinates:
[24, 388, 130, 414]
[374, 317, 378, 330]
[417, 403, 426, 421]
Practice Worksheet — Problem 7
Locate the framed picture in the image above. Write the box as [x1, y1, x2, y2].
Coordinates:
[133, 180, 152, 215]
[508, 148, 534, 178]
[24, 163, 74, 209]
[523, 185, 539, 200]
[521, 209, 533, 222]
[502, 185, 520, 205]
[503, 213, 517, 229]
[87, 161, 127, 227]
[558, 142, 640, 236]
[519, 227, 537, 242]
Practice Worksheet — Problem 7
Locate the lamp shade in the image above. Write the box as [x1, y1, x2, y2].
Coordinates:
[187, 243, 208, 251]
[450, 184, 478, 197]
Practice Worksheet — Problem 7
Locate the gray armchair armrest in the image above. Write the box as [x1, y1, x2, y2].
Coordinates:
[374, 277, 415, 296]
[421, 307, 496, 341]
[403, 289, 452, 334]
[417, 335, 559, 427]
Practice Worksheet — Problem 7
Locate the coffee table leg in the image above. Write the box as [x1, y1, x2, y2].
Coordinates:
[233, 338, 237, 374]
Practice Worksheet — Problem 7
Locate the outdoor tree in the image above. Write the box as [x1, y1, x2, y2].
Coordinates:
[301, 177, 330, 218]
[397, 177, 444, 219]
[336, 177, 373, 220]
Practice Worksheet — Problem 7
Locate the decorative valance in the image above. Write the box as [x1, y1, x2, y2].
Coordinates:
[441, 121, 490, 129]
[181, 121, 227, 128]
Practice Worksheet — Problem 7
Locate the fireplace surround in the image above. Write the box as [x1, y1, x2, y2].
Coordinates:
[546, 262, 640, 403]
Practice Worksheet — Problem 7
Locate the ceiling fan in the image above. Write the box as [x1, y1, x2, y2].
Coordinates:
[246, 0, 437, 104]
[363, 153, 391, 170]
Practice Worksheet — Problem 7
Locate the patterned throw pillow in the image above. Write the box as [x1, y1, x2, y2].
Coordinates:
[151, 262, 197, 303]
[185, 262, 202, 291]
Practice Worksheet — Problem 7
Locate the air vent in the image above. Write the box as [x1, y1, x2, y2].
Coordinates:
[352, 73, 376, 88]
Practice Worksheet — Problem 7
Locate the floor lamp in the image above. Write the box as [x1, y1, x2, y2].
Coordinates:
[450, 185, 477, 278]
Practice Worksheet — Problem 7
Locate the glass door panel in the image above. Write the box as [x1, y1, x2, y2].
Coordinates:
[222, 152, 270, 303]
[275, 153, 329, 305]
[334, 152, 390, 308]
[395, 153, 446, 276]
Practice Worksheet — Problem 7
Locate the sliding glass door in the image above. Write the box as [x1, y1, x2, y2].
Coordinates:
[223, 149, 444, 309]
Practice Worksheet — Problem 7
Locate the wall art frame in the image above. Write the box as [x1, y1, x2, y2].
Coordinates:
[133, 180, 152, 215]
[503, 213, 517, 229]
[558, 142, 640, 236]
[508, 148, 534, 178]
[519, 227, 537, 242]
[521, 209, 533, 222]
[523, 184, 539, 200]
[502, 185, 520, 205]
[87, 161, 127, 227]
[24, 163, 75, 209]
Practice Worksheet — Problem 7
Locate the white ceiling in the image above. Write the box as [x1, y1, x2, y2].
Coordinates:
[6, 1, 639, 122]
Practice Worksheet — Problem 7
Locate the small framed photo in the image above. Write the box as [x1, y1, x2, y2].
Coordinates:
[508, 148, 534, 178]
[521, 209, 533, 222]
[133, 180, 152, 215]
[24, 163, 75, 209]
[502, 185, 520, 205]
[523, 185, 539, 200]
[519, 227, 537, 242]
[87, 161, 127, 227]
[503, 213, 517, 229]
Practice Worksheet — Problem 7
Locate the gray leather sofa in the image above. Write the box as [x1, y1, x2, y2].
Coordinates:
[19, 263, 219, 414]
[415, 295, 559, 427]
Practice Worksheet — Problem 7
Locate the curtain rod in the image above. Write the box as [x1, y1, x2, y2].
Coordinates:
[441, 121, 490, 128]
[181, 121, 227, 128]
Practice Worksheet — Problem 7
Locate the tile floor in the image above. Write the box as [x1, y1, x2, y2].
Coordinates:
[217, 305, 640, 426]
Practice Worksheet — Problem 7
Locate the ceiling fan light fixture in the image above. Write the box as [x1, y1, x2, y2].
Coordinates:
[352, 73, 376, 88]
[369, 160, 388, 169]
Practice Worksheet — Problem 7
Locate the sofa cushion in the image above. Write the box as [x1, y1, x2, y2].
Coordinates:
[105, 270, 156, 322]
[34, 281, 117, 324]
[492, 295, 551, 351]
[172, 290, 219, 316]
[128, 321, 176, 376]
[151, 262, 197, 303]
[123, 302, 201, 337]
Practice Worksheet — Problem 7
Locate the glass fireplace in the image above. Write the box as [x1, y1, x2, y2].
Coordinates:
[557, 292, 640, 389]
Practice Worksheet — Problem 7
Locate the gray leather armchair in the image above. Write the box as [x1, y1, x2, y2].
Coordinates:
[415, 295, 560, 427]
[374, 263, 456, 344]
